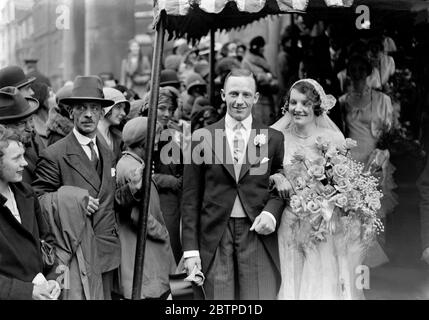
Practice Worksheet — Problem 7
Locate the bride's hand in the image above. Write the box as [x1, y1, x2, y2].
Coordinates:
[270, 173, 293, 199]
[277, 178, 294, 199]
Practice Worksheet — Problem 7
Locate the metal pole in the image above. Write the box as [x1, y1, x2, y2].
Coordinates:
[131, 11, 166, 300]
[290, 13, 296, 47]
[209, 28, 215, 106]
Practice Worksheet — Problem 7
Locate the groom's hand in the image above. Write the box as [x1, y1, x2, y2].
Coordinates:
[250, 213, 275, 235]
[184, 256, 202, 275]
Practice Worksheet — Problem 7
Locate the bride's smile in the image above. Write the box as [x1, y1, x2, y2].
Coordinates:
[292, 111, 308, 119]
[289, 89, 316, 127]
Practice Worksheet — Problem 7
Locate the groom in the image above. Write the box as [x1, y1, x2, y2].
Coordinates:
[181, 69, 285, 299]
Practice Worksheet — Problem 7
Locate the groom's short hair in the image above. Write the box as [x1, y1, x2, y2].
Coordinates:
[223, 69, 257, 91]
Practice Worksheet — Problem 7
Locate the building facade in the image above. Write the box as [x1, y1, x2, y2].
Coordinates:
[0, 0, 153, 90]
[0, 0, 284, 89]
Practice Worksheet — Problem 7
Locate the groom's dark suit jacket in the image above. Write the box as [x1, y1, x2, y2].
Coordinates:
[181, 117, 285, 286]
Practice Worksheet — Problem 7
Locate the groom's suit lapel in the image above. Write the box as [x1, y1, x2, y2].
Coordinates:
[238, 119, 263, 182]
[209, 117, 264, 183]
[210, 118, 236, 181]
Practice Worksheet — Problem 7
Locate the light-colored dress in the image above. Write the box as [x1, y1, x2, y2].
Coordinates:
[276, 127, 366, 300]
[340, 89, 398, 268]
[345, 97, 378, 164]
[340, 89, 398, 219]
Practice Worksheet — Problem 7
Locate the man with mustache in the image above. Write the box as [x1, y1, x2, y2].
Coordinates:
[32, 76, 121, 299]
[182, 69, 285, 299]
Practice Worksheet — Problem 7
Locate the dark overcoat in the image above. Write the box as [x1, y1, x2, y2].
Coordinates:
[0, 182, 56, 300]
[32, 132, 121, 274]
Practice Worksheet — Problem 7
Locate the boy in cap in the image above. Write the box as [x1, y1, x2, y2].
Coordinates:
[115, 116, 176, 299]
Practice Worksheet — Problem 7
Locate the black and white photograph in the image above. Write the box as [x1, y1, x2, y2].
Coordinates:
[1, 0, 429, 306]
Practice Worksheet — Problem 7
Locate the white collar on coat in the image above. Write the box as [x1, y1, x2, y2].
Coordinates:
[73, 128, 97, 147]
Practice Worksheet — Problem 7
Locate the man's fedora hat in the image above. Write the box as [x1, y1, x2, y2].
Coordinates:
[0, 66, 36, 89]
[0, 87, 39, 122]
[59, 76, 115, 108]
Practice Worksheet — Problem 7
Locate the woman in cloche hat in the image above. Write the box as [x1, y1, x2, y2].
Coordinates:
[97, 87, 131, 163]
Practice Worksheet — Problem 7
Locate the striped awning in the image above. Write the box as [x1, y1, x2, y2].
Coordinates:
[155, 0, 353, 16]
[153, 0, 344, 41]
[153, 0, 429, 41]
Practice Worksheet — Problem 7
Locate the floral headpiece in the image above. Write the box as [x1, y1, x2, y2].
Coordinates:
[282, 78, 337, 115]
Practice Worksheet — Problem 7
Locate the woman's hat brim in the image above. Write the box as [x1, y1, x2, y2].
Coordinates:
[103, 99, 131, 116]
[115, 99, 131, 114]
[59, 97, 115, 108]
[16, 76, 36, 89]
[0, 97, 39, 122]
[103, 99, 130, 108]
[187, 83, 206, 93]
[160, 80, 181, 86]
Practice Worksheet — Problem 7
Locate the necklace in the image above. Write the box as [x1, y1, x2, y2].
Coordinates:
[292, 126, 311, 139]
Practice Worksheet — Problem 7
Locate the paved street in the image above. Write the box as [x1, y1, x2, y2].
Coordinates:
[366, 155, 429, 300]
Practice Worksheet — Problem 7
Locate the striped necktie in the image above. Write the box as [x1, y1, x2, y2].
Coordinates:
[233, 122, 245, 164]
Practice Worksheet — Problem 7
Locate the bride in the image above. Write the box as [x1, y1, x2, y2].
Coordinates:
[271, 79, 366, 300]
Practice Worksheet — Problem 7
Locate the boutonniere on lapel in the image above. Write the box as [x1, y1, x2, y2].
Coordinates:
[254, 134, 267, 147]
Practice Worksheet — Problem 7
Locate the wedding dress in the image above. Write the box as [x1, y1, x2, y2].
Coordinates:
[273, 121, 366, 300]
[273, 79, 370, 300]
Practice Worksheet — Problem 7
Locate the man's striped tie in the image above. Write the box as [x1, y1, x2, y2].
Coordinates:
[233, 122, 245, 164]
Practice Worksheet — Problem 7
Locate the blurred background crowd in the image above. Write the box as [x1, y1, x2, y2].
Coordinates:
[2, 0, 429, 300]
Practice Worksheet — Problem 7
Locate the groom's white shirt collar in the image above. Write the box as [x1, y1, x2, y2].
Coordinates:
[225, 113, 252, 132]
[224, 113, 252, 160]
[183, 113, 276, 260]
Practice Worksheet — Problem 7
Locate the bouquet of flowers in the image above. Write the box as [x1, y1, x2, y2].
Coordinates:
[377, 122, 426, 160]
[286, 137, 384, 245]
